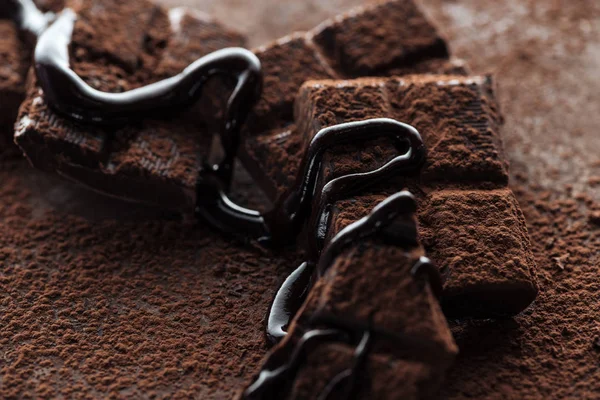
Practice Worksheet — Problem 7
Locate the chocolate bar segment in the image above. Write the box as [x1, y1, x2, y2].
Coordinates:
[248, 75, 509, 204]
[0, 20, 26, 136]
[239, 0, 466, 199]
[68, 0, 169, 74]
[244, 220, 456, 399]
[246, 35, 339, 135]
[156, 7, 247, 77]
[310, 0, 449, 77]
[15, 1, 245, 211]
[0, 1, 72, 142]
[246, 76, 536, 318]
[419, 188, 537, 317]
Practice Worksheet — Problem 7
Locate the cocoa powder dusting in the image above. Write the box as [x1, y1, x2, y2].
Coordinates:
[0, 0, 598, 398]
[0, 160, 302, 399]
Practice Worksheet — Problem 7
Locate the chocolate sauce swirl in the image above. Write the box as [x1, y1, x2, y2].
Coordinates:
[198, 118, 425, 244]
[266, 193, 441, 345]
[261, 119, 429, 344]
[245, 312, 449, 400]
[8, 4, 444, 398]
[242, 328, 371, 400]
[1, 0, 53, 35]
[264, 118, 425, 244]
[33, 8, 262, 185]
[252, 117, 445, 399]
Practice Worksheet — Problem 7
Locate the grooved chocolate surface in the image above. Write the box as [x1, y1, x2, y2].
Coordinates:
[14, 0, 246, 211]
[239, 0, 467, 200]
[0, 0, 598, 398]
[245, 232, 457, 399]
[0, 0, 64, 144]
[0, 20, 25, 136]
[246, 75, 536, 318]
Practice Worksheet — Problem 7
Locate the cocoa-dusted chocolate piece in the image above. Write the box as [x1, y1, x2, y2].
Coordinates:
[309, 0, 449, 77]
[243, 209, 457, 399]
[419, 189, 537, 317]
[246, 75, 536, 318]
[0, 1, 64, 140]
[0, 20, 26, 136]
[15, 0, 246, 211]
[239, 0, 468, 199]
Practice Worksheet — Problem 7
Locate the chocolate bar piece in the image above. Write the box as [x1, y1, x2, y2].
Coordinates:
[239, 0, 467, 200]
[243, 213, 457, 399]
[16, 0, 462, 212]
[245, 76, 537, 318]
[0, 1, 63, 140]
[309, 0, 449, 77]
[0, 20, 26, 136]
[15, 0, 246, 211]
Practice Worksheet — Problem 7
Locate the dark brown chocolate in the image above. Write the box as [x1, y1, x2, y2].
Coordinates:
[15, 0, 464, 216]
[34, 9, 261, 185]
[15, 0, 247, 211]
[0, 20, 26, 137]
[246, 75, 537, 318]
[244, 213, 457, 399]
[0, 0, 60, 143]
[239, 0, 468, 200]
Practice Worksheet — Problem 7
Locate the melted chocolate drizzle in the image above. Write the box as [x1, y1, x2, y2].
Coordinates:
[244, 312, 449, 399]
[264, 120, 430, 344]
[197, 118, 425, 246]
[243, 329, 349, 400]
[265, 118, 425, 243]
[7, 3, 446, 398]
[2, 0, 53, 35]
[33, 8, 262, 185]
[252, 121, 443, 399]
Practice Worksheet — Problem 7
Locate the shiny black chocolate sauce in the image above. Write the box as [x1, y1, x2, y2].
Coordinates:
[251, 121, 442, 399]
[7, 3, 445, 398]
[244, 312, 448, 399]
[197, 118, 425, 246]
[242, 328, 372, 400]
[31, 8, 261, 186]
[264, 120, 430, 344]
[2, 0, 52, 35]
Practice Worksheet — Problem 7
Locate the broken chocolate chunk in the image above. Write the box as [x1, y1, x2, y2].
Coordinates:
[244, 207, 457, 399]
[15, 0, 246, 211]
[0, 20, 26, 137]
[0, 0, 64, 143]
[309, 0, 449, 77]
[244, 76, 536, 318]
[239, 0, 468, 199]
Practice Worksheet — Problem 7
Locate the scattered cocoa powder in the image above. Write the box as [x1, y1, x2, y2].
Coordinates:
[0, 0, 598, 398]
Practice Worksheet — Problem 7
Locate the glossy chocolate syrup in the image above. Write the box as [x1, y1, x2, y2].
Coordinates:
[17, 10, 442, 398]
[243, 329, 348, 400]
[1, 0, 52, 35]
[194, 118, 425, 248]
[264, 118, 425, 243]
[245, 312, 449, 399]
[264, 120, 434, 344]
[33, 9, 262, 185]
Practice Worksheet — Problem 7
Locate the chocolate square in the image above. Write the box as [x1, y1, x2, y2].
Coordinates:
[310, 0, 449, 77]
[419, 189, 537, 317]
[239, 0, 467, 199]
[0, 21, 27, 135]
[15, 1, 245, 212]
[244, 76, 536, 318]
